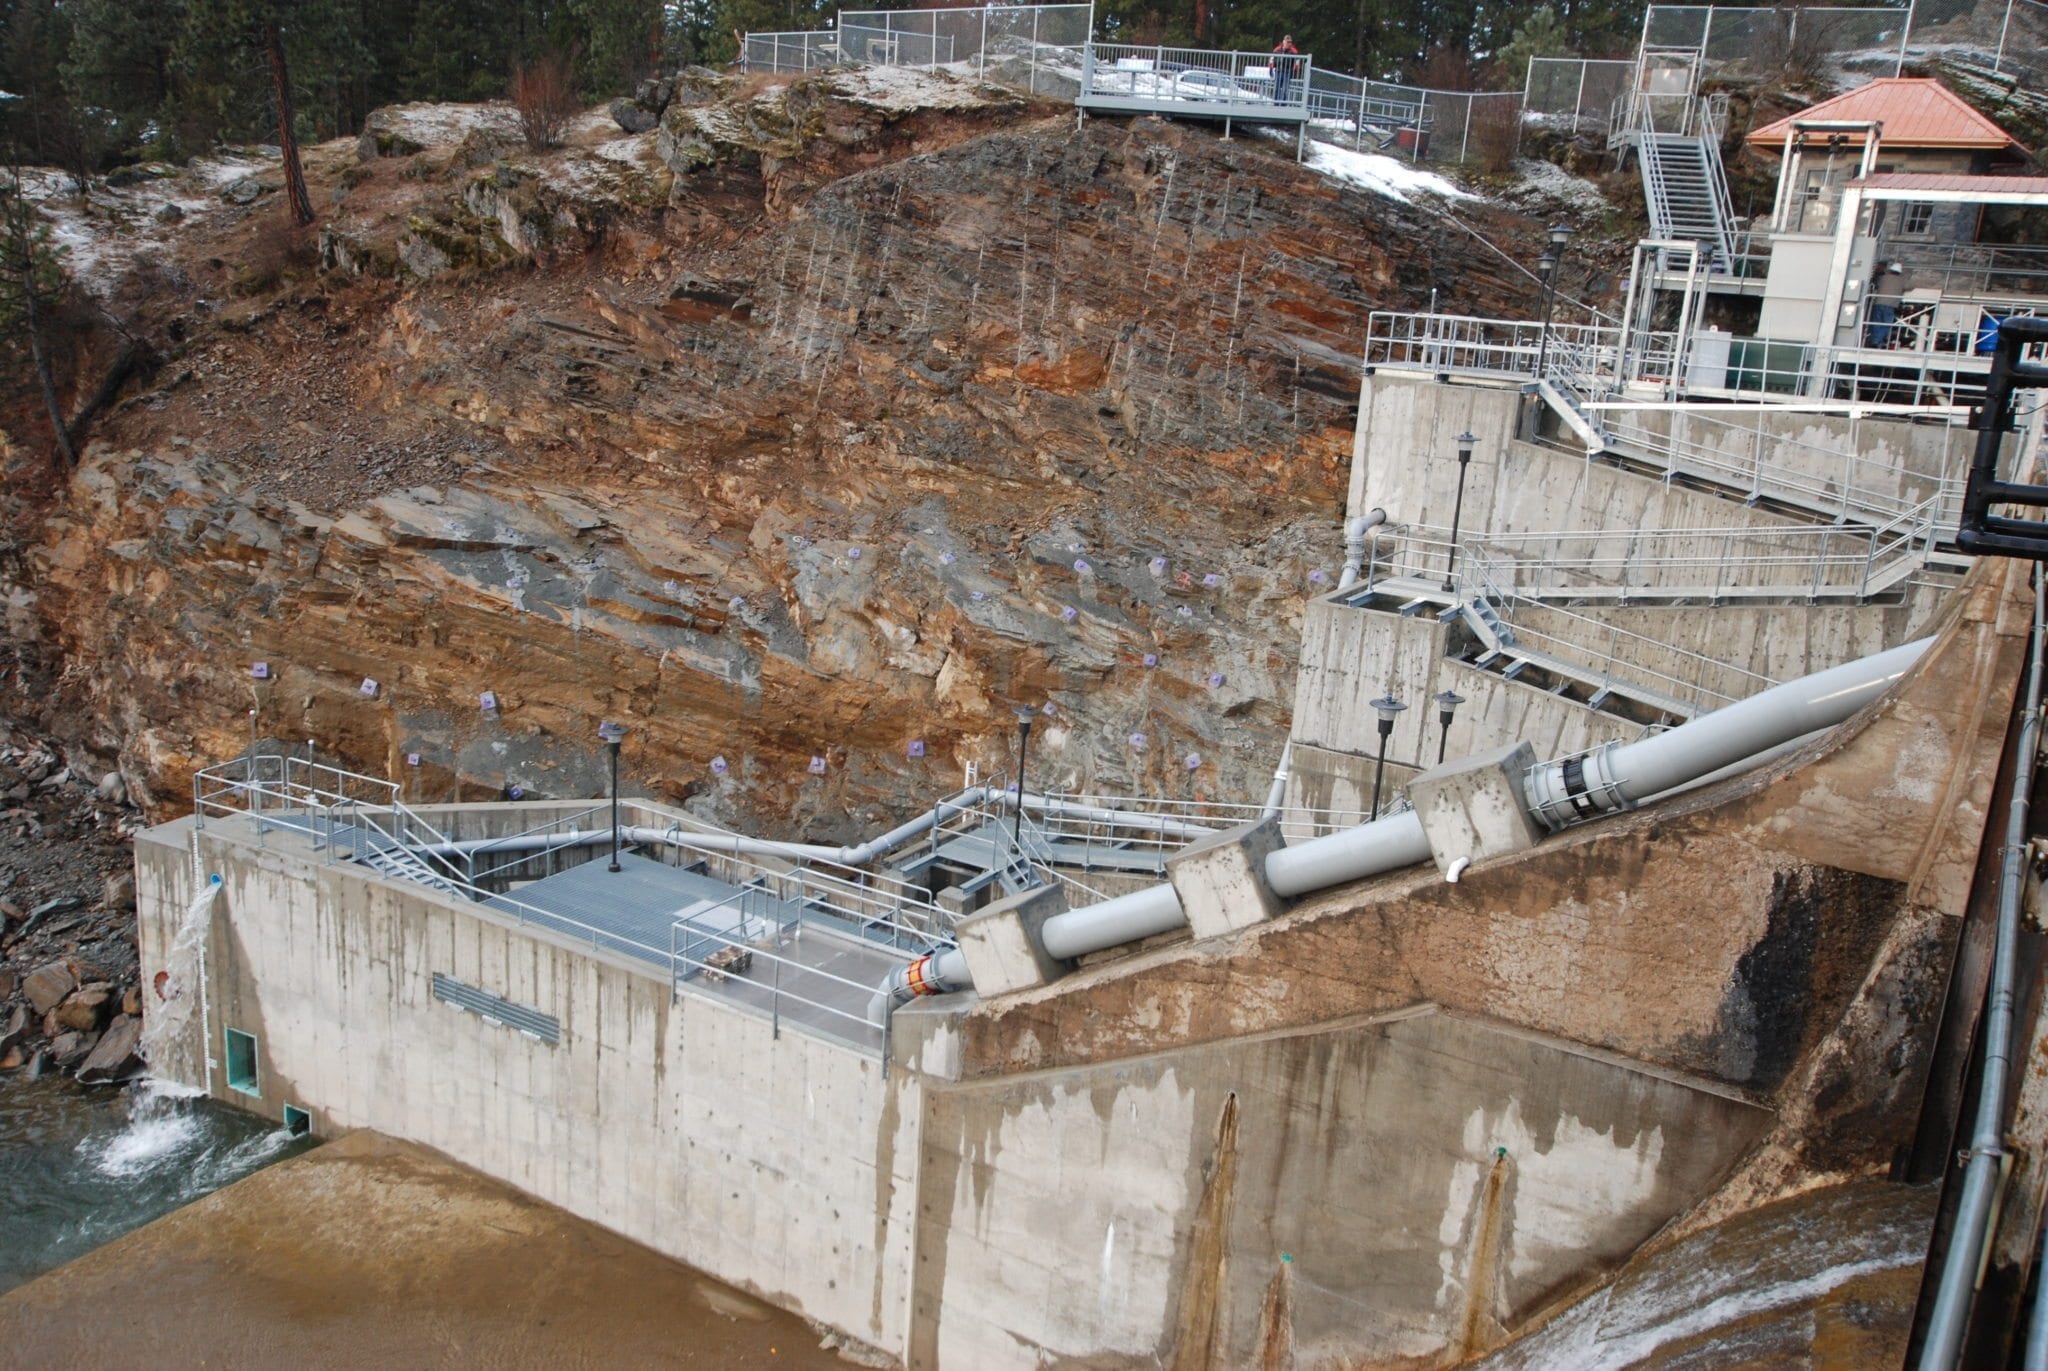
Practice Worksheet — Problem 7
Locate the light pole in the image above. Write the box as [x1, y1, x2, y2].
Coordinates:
[1433, 689, 1466, 764]
[1442, 430, 1477, 592]
[1526, 223, 1573, 437]
[1369, 693, 1406, 820]
[598, 721, 627, 872]
[1012, 706, 1036, 851]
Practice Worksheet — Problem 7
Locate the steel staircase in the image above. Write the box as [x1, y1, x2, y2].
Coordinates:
[1639, 132, 1735, 269]
[358, 840, 471, 900]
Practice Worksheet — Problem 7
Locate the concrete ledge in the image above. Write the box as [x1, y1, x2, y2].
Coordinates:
[1167, 817, 1287, 940]
[1407, 741, 1543, 876]
[955, 884, 1070, 996]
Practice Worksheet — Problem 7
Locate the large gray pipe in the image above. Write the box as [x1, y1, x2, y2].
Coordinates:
[1522, 638, 1930, 830]
[1337, 508, 1389, 590]
[886, 634, 1936, 1011]
[1921, 586, 2041, 1371]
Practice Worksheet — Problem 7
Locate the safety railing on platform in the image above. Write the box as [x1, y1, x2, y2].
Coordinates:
[669, 910, 891, 1055]
[1365, 309, 1631, 387]
[1345, 528, 1782, 715]
[622, 797, 955, 946]
[1030, 792, 1373, 848]
[1079, 42, 1313, 120]
[1389, 507, 1947, 605]
[193, 753, 470, 888]
[465, 803, 613, 885]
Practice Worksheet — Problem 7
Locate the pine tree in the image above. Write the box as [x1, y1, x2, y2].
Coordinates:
[577, 0, 664, 96]
[177, 0, 316, 222]
[0, 178, 76, 465]
[63, 0, 186, 157]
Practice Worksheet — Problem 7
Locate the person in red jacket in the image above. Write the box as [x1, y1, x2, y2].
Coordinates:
[1272, 35, 1300, 105]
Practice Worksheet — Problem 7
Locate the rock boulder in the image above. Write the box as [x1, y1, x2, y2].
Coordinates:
[24, 961, 76, 1015]
[50, 1029, 100, 1071]
[0, 1004, 26, 1056]
[76, 1015, 144, 1085]
[56, 985, 113, 1033]
[609, 97, 660, 135]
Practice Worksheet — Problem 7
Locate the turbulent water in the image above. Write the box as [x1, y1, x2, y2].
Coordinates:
[0, 1074, 315, 1294]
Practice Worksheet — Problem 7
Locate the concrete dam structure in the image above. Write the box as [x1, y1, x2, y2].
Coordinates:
[131, 351, 2047, 1365]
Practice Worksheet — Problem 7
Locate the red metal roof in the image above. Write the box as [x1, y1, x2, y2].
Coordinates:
[1745, 78, 2026, 152]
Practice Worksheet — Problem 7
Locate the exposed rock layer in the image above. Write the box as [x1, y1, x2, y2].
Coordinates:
[12, 72, 1543, 834]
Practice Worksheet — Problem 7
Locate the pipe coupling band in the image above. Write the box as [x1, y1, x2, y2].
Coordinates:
[904, 954, 941, 998]
[1560, 757, 1602, 820]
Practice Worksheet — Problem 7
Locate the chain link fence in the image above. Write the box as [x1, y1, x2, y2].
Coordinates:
[1522, 58, 1634, 137]
[1641, 5, 1910, 79]
[744, 4, 1092, 98]
[1301, 69, 1524, 165]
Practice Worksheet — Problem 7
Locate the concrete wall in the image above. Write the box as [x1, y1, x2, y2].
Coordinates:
[909, 1008, 1768, 1369]
[136, 805, 1790, 1371]
[1348, 373, 1970, 542]
[1310, 372, 1971, 768]
[1290, 593, 1644, 783]
[138, 820, 924, 1361]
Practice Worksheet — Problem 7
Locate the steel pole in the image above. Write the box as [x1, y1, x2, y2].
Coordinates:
[607, 740, 622, 872]
[1443, 449, 1471, 591]
[1370, 722, 1392, 820]
[1012, 720, 1033, 849]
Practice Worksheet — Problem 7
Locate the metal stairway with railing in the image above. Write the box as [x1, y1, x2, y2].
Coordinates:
[1637, 129, 1735, 270]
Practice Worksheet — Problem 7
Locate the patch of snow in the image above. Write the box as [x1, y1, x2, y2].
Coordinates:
[1511, 158, 1607, 214]
[1301, 140, 1471, 203]
[12, 149, 280, 294]
[594, 134, 659, 167]
[370, 101, 520, 149]
[827, 64, 1000, 113]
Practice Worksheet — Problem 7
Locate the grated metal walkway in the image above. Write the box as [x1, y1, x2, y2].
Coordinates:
[485, 851, 780, 969]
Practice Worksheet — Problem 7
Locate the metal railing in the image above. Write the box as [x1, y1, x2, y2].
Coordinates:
[1384, 506, 1948, 606]
[1079, 42, 1312, 120]
[465, 803, 612, 885]
[1364, 309, 1981, 527]
[1030, 791, 1373, 848]
[621, 797, 955, 946]
[1349, 527, 1784, 716]
[1598, 408, 1967, 528]
[194, 753, 470, 888]
[668, 905, 892, 1053]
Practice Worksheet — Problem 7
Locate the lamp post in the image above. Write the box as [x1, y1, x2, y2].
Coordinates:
[1442, 430, 1477, 592]
[598, 721, 627, 872]
[1433, 689, 1466, 764]
[1012, 706, 1036, 850]
[1369, 693, 1406, 820]
[1526, 223, 1574, 437]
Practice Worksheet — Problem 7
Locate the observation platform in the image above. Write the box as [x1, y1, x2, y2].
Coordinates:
[1077, 42, 1313, 127]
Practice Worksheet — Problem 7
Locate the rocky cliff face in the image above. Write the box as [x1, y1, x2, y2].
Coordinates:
[9, 69, 1544, 837]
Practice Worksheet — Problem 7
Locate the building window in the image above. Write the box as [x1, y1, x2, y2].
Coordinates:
[1901, 202, 1935, 236]
[224, 1027, 260, 1095]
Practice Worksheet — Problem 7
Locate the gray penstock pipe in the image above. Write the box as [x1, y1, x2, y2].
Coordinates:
[883, 635, 1934, 1013]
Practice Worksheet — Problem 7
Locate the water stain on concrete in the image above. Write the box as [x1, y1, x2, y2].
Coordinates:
[0, 1129, 861, 1370]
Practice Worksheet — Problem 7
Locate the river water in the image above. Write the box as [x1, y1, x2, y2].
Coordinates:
[0, 1073, 314, 1295]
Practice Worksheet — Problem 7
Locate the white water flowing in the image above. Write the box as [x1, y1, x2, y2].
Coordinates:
[140, 873, 222, 1084]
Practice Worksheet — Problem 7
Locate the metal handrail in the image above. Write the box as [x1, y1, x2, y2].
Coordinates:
[669, 915, 893, 1048]
[1080, 41, 1313, 117]
[1348, 528, 1782, 715]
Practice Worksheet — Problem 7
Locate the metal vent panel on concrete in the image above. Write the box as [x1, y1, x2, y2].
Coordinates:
[431, 972, 561, 1045]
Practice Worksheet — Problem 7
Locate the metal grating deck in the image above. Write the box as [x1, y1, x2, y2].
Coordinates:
[485, 851, 785, 969]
